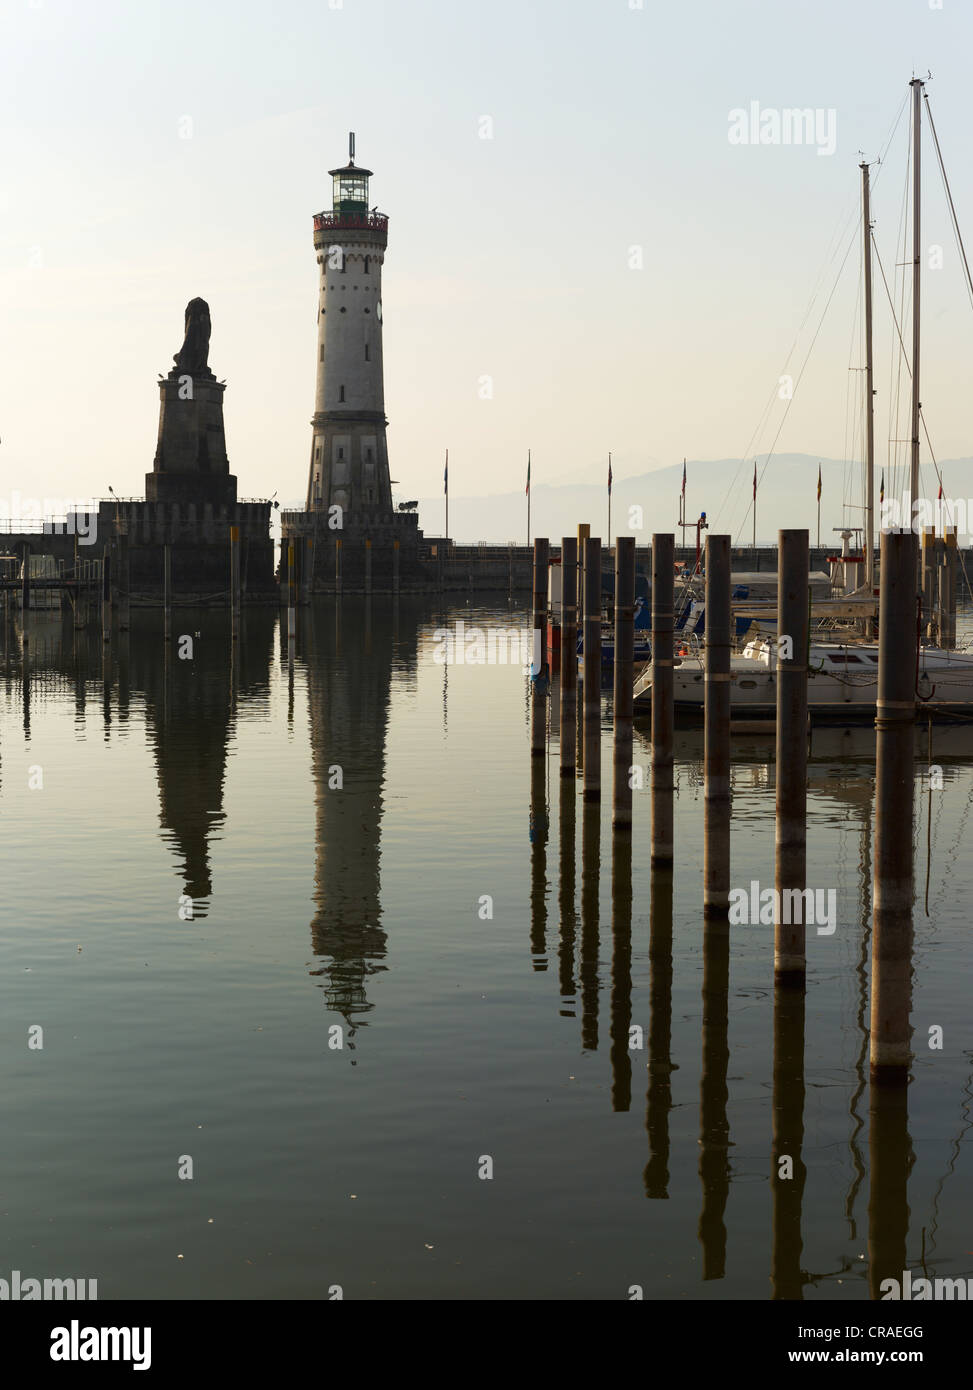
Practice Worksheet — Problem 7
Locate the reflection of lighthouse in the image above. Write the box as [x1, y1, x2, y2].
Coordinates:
[305, 133, 393, 521]
[305, 600, 420, 1028]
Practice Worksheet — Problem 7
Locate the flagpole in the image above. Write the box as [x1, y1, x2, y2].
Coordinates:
[445, 447, 449, 543]
[817, 463, 821, 550]
[607, 452, 612, 550]
[753, 461, 757, 550]
[527, 448, 531, 549]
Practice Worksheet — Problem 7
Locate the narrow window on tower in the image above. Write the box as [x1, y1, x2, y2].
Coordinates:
[364, 344, 370, 361]
[364, 256, 370, 274]
[320, 344, 325, 362]
[339, 385, 345, 402]
[338, 448, 344, 460]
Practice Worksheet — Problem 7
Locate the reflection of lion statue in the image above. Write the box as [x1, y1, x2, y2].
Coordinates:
[173, 297, 212, 375]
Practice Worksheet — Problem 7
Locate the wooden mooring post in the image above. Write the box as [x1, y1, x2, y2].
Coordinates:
[163, 545, 172, 643]
[101, 544, 112, 643]
[921, 526, 936, 641]
[559, 536, 578, 777]
[612, 536, 635, 830]
[774, 528, 810, 985]
[651, 533, 675, 866]
[530, 537, 549, 758]
[117, 522, 130, 632]
[230, 526, 241, 642]
[940, 525, 957, 649]
[21, 542, 30, 647]
[703, 534, 731, 917]
[288, 542, 297, 640]
[582, 536, 601, 801]
[870, 528, 917, 1084]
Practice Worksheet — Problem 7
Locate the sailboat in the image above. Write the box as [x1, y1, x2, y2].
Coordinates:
[635, 78, 973, 721]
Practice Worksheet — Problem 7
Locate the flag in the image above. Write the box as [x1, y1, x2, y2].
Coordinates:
[880, 470, 884, 505]
[938, 481, 943, 500]
[444, 449, 448, 494]
[817, 464, 822, 501]
[526, 451, 531, 496]
[682, 459, 687, 498]
[753, 461, 757, 500]
[608, 454, 613, 495]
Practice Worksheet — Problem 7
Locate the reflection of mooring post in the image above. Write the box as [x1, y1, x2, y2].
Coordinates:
[703, 534, 731, 917]
[582, 536, 601, 800]
[645, 867, 674, 1199]
[612, 537, 635, 831]
[651, 533, 675, 866]
[101, 543, 112, 644]
[559, 537, 578, 776]
[557, 764, 577, 1003]
[334, 536, 342, 598]
[698, 918, 730, 1279]
[580, 801, 600, 1050]
[867, 1083, 912, 1297]
[163, 545, 172, 643]
[529, 756, 548, 968]
[21, 542, 30, 647]
[609, 834, 633, 1112]
[530, 537, 549, 758]
[774, 528, 810, 984]
[230, 525, 241, 642]
[870, 528, 916, 1084]
[365, 537, 372, 596]
[771, 983, 807, 1299]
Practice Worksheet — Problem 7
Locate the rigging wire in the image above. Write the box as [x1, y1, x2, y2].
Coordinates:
[716, 91, 909, 544]
[924, 93, 973, 313]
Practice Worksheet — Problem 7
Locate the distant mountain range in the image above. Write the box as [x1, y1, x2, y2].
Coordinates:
[411, 453, 973, 546]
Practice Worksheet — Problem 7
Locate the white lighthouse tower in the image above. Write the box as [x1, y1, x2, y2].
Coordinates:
[305, 133, 392, 520]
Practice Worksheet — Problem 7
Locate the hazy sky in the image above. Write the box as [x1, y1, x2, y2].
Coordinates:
[2, 0, 971, 533]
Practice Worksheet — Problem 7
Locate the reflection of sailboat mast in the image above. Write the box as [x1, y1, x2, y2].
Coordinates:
[844, 794, 872, 1241]
[917, 1055, 973, 1270]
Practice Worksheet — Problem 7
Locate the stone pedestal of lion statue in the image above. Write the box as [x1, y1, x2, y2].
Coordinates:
[145, 298, 238, 506]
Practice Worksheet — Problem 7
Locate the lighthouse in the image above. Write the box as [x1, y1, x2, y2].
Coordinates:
[306, 133, 392, 521]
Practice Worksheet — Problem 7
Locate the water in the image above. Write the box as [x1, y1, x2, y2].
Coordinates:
[1, 597, 972, 1300]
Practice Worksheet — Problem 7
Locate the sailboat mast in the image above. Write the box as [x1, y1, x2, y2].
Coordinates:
[910, 78, 922, 508]
[862, 159, 875, 590]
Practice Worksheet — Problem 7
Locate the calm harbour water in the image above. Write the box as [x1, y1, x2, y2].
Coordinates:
[2, 595, 972, 1301]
